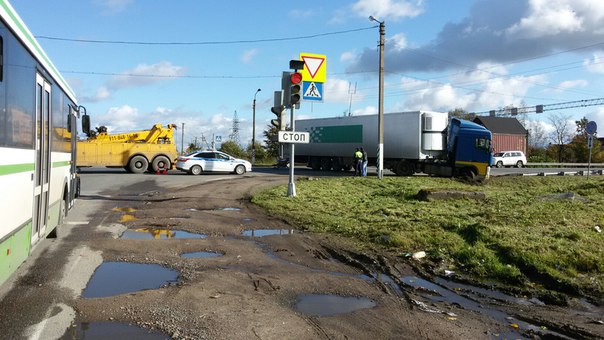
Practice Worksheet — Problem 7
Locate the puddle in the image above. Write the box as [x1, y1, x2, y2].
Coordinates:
[242, 229, 294, 237]
[119, 214, 137, 222]
[82, 262, 179, 298]
[241, 218, 255, 223]
[401, 276, 570, 339]
[120, 228, 207, 239]
[295, 294, 376, 317]
[112, 207, 137, 213]
[185, 208, 200, 211]
[169, 217, 188, 220]
[215, 207, 241, 211]
[61, 321, 168, 339]
[181, 251, 223, 258]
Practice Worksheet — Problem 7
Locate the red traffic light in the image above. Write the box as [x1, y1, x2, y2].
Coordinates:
[290, 72, 302, 85]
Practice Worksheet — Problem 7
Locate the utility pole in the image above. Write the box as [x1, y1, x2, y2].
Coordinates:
[181, 122, 185, 155]
[252, 88, 261, 164]
[370, 16, 385, 179]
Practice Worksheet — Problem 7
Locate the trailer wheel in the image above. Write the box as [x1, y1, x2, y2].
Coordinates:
[395, 161, 415, 176]
[320, 157, 332, 171]
[128, 155, 149, 174]
[310, 157, 321, 171]
[151, 156, 171, 173]
[331, 157, 342, 171]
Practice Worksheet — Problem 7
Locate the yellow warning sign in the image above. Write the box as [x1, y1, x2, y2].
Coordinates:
[300, 52, 326, 83]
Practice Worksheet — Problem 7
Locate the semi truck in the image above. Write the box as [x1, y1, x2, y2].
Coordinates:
[76, 118, 178, 174]
[295, 111, 493, 179]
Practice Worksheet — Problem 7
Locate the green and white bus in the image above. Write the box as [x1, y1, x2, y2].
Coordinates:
[0, 0, 83, 285]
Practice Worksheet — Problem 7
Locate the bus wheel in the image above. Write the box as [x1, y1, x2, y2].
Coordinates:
[48, 198, 65, 238]
[129, 155, 149, 174]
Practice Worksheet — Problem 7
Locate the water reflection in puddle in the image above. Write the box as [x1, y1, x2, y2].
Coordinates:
[112, 207, 137, 213]
[215, 207, 241, 211]
[82, 262, 178, 298]
[121, 228, 207, 239]
[242, 229, 294, 237]
[295, 294, 376, 317]
[241, 218, 255, 223]
[181, 251, 223, 259]
[61, 321, 168, 340]
[401, 276, 567, 339]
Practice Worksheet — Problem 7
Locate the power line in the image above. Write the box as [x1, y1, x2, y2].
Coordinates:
[35, 26, 377, 45]
[472, 97, 604, 116]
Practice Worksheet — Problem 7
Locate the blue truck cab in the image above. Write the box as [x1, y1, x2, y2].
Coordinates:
[447, 118, 493, 178]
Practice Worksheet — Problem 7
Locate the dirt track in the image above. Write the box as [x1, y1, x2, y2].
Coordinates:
[66, 175, 604, 339]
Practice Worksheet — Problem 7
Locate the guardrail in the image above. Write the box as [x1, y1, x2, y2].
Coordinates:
[527, 163, 604, 167]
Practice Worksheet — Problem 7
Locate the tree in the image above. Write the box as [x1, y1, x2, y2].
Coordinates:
[568, 117, 603, 163]
[263, 124, 281, 158]
[246, 141, 268, 163]
[548, 113, 574, 162]
[219, 140, 247, 159]
[448, 108, 475, 120]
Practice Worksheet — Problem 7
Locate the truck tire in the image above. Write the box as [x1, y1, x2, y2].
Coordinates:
[128, 155, 149, 174]
[320, 157, 332, 171]
[189, 165, 203, 175]
[395, 161, 415, 176]
[331, 157, 342, 171]
[151, 156, 171, 173]
[459, 167, 476, 181]
[310, 157, 321, 171]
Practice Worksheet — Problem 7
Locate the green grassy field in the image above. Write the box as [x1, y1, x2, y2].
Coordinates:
[252, 175, 604, 300]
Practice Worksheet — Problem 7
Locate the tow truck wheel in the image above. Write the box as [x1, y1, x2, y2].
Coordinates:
[152, 156, 171, 172]
[128, 155, 149, 174]
[395, 161, 414, 176]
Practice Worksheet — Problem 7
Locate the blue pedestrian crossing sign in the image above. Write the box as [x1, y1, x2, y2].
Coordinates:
[302, 81, 323, 102]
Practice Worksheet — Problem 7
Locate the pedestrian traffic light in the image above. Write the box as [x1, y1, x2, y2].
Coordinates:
[271, 105, 285, 130]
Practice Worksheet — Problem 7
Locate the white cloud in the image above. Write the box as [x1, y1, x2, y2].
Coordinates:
[352, 106, 378, 116]
[340, 51, 356, 63]
[506, 0, 583, 38]
[108, 62, 186, 90]
[241, 49, 259, 63]
[388, 33, 407, 51]
[94, 0, 133, 14]
[82, 86, 111, 103]
[324, 78, 363, 104]
[583, 51, 604, 73]
[98, 105, 140, 131]
[556, 79, 588, 91]
[352, 0, 424, 21]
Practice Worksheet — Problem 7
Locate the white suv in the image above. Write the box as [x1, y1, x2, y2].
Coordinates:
[493, 151, 526, 168]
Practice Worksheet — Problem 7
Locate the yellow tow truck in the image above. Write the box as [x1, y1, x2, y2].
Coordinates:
[76, 116, 178, 173]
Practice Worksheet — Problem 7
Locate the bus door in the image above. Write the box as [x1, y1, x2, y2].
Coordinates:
[32, 74, 51, 243]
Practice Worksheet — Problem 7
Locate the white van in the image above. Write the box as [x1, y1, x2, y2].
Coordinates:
[493, 151, 527, 168]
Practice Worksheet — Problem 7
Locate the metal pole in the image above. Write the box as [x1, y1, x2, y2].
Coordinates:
[181, 122, 185, 155]
[377, 21, 385, 179]
[252, 88, 261, 164]
[287, 105, 296, 197]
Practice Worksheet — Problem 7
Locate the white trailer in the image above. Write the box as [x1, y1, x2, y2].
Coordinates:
[295, 111, 493, 178]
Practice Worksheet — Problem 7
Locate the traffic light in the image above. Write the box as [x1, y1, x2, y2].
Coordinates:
[289, 72, 302, 106]
[271, 105, 285, 130]
[282, 71, 303, 108]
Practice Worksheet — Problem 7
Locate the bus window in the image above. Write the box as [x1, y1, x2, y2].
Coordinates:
[0, 35, 3, 82]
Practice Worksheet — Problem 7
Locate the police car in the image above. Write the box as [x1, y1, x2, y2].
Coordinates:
[175, 151, 252, 175]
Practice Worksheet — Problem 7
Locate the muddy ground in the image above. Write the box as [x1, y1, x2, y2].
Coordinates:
[69, 175, 603, 339]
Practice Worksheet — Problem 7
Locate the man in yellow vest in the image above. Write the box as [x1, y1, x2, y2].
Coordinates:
[354, 147, 363, 176]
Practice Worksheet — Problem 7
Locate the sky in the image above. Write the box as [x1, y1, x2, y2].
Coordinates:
[10, 0, 604, 151]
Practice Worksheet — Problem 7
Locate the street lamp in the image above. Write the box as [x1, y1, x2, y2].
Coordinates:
[369, 15, 385, 179]
[252, 88, 261, 164]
